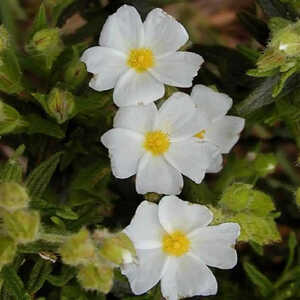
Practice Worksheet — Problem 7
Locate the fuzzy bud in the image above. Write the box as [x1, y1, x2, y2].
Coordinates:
[99, 232, 136, 265]
[59, 228, 96, 266]
[31, 28, 64, 57]
[253, 153, 277, 177]
[64, 59, 87, 90]
[271, 20, 300, 57]
[48, 88, 75, 124]
[77, 263, 114, 294]
[0, 235, 17, 269]
[3, 209, 40, 244]
[0, 182, 29, 212]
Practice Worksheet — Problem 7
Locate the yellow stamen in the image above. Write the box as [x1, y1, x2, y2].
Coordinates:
[195, 129, 206, 139]
[144, 131, 170, 156]
[127, 48, 154, 73]
[162, 231, 190, 257]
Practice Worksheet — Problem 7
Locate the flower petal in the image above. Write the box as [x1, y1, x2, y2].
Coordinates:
[191, 85, 233, 121]
[143, 8, 188, 55]
[113, 69, 165, 107]
[101, 128, 144, 179]
[165, 140, 219, 183]
[154, 92, 203, 139]
[150, 52, 203, 87]
[99, 5, 143, 53]
[189, 223, 240, 269]
[136, 154, 183, 195]
[124, 201, 165, 250]
[81, 46, 127, 91]
[161, 255, 217, 299]
[114, 103, 157, 134]
[122, 248, 167, 295]
[207, 153, 223, 173]
[158, 195, 213, 234]
[206, 116, 245, 153]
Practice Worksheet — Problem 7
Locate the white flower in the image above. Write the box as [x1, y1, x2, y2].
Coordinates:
[122, 196, 240, 300]
[191, 85, 245, 173]
[101, 92, 219, 195]
[81, 5, 203, 107]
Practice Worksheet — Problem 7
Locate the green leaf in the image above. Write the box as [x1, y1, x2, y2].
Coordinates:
[243, 261, 274, 297]
[236, 75, 280, 116]
[27, 258, 53, 294]
[25, 114, 65, 139]
[238, 11, 269, 45]
[257, 0, 297, 20]
[47, 265, 77, 287]
[1, 265, 28, 300]
[25, 152, 63, 198]
[30, 4, 48, 36]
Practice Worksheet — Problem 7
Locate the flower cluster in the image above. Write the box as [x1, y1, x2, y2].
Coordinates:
[81, 4, 244, 299]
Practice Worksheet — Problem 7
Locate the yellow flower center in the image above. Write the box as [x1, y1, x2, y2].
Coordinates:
[144, 131, 170, 156]
[127, 48, 154, 73]
[195, 129, 206, 139]
[162, 231, 190, 257]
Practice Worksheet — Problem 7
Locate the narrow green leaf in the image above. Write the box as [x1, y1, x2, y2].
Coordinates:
[30, 4, 48, 36]
[47, 265, 76, 287]
[284, 232, 297, 272]
[236, 75, 280, 116]
[238, 11, 269, 45]
[25, 114, 65, 139]
[25, 152, 63, 198]
[1, 265, 27, 300]
[27, 258, 53, 294]
[243, 261, 274, 297]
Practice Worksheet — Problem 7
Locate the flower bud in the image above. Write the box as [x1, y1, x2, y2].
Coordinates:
[0, 101, 28, 134]
[77, 263, 114, 294]
[3, 209, 40, 244]
[99, 232, 136, 265]
[0, 235, 17, 269]
[220, 183, 275, 217]
[0, 26, 10, 53]
[252, 153, 277, 177]
[271, 20, 300, 57]
[0, 182, 29, 211]
[59, 228, 96, 266]
[64, 59, 87, 90]
[31, 28, 64, 58]
[48, 88, 75, 124]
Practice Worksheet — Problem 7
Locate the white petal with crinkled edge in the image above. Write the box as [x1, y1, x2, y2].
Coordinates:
[165, 140, 219, 183]
[158, 196, 213, 234]
[188, 223, 240, 269]
[150, 52, 203, 88]
[136, 154, 183, 195]
[121, 248, 167, 295]
[207, 153, 223, 173]
[191, 85, 233, 121]
[161, 255, 218, 300]
[154, 92, 196, 137]
[101, 128, 144, 179]
[114, 104, 157, 134]
[99, 5, 143, 53]
[81, 47, 127, 91]
[124, 201, 165, 250]
[143, 8, 188, 55]
[205, 116, 245, 153]
[113, 69, 165, 107]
